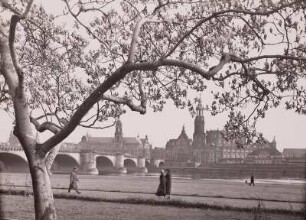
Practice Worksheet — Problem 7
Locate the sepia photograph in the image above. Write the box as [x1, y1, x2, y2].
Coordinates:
[0, 0, 305, 219]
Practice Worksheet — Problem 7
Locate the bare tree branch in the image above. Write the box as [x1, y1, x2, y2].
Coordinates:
[8, 0, 34, 81]
[39, 65, 128, 154]
[129, 56, 232, 79]
[63, 0, 111, 50]
[30, 116, 61, 134]
[102, 94, 146, 114]
[0, 0, 21, 15]
[8, 15, 23, 80]
[36, 0, 305, 155]
[153, 0, 170, 15]
[38, 53, 233, 153]
[128, 17, 164, 63]
[231, 54, 306, 63]
[128, 18, 149, 63]
[30, 116, 61, 176]
[164, 0, 304, 58]
[80, 120, 116, 130]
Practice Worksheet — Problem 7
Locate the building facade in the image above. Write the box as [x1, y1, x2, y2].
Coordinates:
[163, 100, 282, 167]
[282, 148, 306, 164]
[244, 138, 284, 164]
[80, 118, 152, 159]
[165, 126, 192, 167]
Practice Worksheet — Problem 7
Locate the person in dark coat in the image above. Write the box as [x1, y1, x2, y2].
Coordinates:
[165, 169, 172, 199]
[156, 170, 166, 198]
[250, 173, 255, 186]
[68, 167, 81, 194]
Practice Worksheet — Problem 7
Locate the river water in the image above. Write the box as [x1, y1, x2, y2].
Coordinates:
[1, 172, 306, 187]
[99, 172, 306, 186]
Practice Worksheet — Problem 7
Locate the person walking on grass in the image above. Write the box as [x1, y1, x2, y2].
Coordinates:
[68, 167, 81, 194]
[250, 173, 255, 186]
[156, 169, 166, 198]
[165, 169, 172, 199]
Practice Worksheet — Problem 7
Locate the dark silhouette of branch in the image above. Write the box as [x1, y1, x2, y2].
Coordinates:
[0, 0, 21, 15]
[30, 116, 61, 134]
[102, 94, 146, 114]
[164, 0, 304, 58]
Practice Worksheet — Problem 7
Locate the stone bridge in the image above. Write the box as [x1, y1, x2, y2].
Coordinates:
[0, 144, 159, 174]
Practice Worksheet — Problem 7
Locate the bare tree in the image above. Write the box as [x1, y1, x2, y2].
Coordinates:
[0, 0, 305, 219]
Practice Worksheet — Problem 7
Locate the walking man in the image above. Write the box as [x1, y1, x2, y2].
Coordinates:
[68, 167, 81, 194]
[250, 173, 255, 186]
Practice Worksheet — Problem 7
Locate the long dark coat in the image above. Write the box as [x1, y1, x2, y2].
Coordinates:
[69, 170, 79, 189]
[156, 173, 166, 196]
[165, 172, 171, 195]
[250, 175, 255, 184]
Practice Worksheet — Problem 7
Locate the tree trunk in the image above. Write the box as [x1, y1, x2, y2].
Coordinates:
[29, 157, 57, 220]
[1, 20, 58, 220]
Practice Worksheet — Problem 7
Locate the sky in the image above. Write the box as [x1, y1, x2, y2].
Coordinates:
[0, 0, 305, 151]
[1, 102, 306, 151]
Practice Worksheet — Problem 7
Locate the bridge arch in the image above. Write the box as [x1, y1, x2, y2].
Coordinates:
[0, 152, 29, 173]
[96, 155, 115, 174]
[51, 153, 80, 174]
[124, 158, 137, 168]
[159, 161, 165, 167]
[145, 160, 151, 168]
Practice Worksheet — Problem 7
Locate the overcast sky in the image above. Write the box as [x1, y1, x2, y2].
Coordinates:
[1, 102, 306, 151]
[0, 1, 305, 151]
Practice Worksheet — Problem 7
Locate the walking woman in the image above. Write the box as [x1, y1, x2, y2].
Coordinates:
[165, 169, 172, 199]
[156, 170, 166, 198]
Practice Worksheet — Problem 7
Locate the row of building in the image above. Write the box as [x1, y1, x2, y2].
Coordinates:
[79, 100, 306, 168]
[2, 100, 306, 168]
[152, 102, 280, 167]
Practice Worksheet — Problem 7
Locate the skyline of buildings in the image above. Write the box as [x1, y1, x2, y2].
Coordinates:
[1, 106, 305, 170]
[151, 100, 290, 167]
[1, 101, 306, 151]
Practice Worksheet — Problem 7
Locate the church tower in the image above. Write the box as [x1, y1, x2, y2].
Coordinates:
[115, 118, 123, 148]
[192, 100, 206, 149]
[271, 136, 277, 149]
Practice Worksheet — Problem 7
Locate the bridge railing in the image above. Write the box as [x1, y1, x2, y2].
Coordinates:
[58, 143, 82, 153]
[0, 142, 146, 159]
[0, 144, 23, 151]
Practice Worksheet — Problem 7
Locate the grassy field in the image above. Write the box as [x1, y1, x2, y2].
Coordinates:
[0, 195, 304, 220]
[1, 173, 304, 202]
[0, 173, 305, 219]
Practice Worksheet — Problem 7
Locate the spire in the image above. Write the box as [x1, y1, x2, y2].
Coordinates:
[194, 99, 205, 135]
[178, 125, 189, 140]
[115, 118, 123, 136]
[115, 117, 123, 147]
[271, 136, 276, 148]
[196, 99, 204, 116]
[193, 98, 206, 148]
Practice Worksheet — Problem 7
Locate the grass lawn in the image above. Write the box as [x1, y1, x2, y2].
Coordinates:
[1, 173, 305, 203]
[0, 195, 304, 220]
[0, 173, 305, 219]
